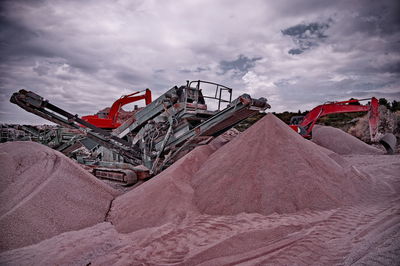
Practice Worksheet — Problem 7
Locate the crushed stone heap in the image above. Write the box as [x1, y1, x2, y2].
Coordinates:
[109, 144, 215, 233]
[0, 141, 117, 252]
[312, 125, 384, 155]
[192, 114, 373, 215]
[110, 114, 374, 232]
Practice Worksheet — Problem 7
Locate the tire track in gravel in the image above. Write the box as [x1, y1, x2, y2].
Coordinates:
[130, 198, 400, 265]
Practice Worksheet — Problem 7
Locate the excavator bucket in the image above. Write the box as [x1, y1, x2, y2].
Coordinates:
[368, 97, 379, 142]
[380, 133, 397, 155]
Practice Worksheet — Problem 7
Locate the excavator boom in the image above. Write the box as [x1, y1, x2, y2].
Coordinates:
[290, 97, 379, 141]
[81, 89, 152, 129]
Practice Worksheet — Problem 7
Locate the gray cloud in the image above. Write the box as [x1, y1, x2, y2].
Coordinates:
[287, 48, 303, 55]
[219, 55, 262, 76]
[179, 66, 210, 74]
[380, 62, 400, 74]
[0, 0, 399, 124]
[282, 22, 330, 55]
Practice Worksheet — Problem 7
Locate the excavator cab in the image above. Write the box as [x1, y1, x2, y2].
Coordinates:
[81, 89, 152, 129]
[96, 110, 109, 119]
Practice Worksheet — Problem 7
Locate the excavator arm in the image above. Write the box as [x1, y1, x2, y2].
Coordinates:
[290, 97, 379, 141]
[82, 89, 152, 129]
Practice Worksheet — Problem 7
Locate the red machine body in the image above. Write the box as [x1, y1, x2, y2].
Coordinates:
[290, 97, 379, 141]
[82, 89, 152, 129]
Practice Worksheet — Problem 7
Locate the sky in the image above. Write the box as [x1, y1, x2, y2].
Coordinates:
[1, 0, 399, 124]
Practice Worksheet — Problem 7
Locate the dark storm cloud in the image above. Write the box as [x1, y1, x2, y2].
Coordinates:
[219, 55, 262, 75]
[0, 2, 103, 75]
[0, 15, 37, 43]
[1, 0, 400, 123]
[348, 62, 400, 76]
[383, 62, 400, 74]
[287, 49, 303, 55]
[282, 23, 329, 39]
[0, 16, 47, 61]
[338, 1, 400, 36]
[282, 22, 330, 55]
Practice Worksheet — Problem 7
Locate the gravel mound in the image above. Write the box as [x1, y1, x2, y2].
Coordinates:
[312, 125, 384, 155]
[1, 117, 397, 266]
[110, 114, 373, 233]
[0, 141, 117, 251]
[192, 114, 373, 215]
[109, 144, 215, 233]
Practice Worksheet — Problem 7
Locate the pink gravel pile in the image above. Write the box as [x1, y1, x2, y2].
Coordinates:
[1, 116, 397, 266]
[192, 114, 373, 215]
[108, 129, 241, 233]
[110, 114, 373, 232]
[109, 145, 215, 233]
[312, 125, 384, 155]
[0, 141, 117, 252]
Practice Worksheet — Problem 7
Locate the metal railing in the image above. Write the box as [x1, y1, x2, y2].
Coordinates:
[187, 80, 233, 111]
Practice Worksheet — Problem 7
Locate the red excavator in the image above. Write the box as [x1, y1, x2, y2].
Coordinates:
[82, 89, 152, 129]
[289, 97, 379, 141]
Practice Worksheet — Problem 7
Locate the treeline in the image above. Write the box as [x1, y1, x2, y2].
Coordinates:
[378, 98, 400, 112]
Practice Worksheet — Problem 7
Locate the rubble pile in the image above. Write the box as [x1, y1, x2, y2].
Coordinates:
[348, 106, 400, 145]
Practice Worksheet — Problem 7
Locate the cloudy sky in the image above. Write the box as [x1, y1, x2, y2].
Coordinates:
[1, 0, 399, 124]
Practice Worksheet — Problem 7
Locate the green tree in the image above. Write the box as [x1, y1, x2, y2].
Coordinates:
[348, 98, 361, 105]
[379, 98, 391, 109]
[391, 100, 400, 112]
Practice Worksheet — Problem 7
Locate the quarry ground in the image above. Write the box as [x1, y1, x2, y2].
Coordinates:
[0, 115, 399, 265]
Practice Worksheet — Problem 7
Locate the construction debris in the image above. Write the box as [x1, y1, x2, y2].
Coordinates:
[348, 106, 400, 144]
